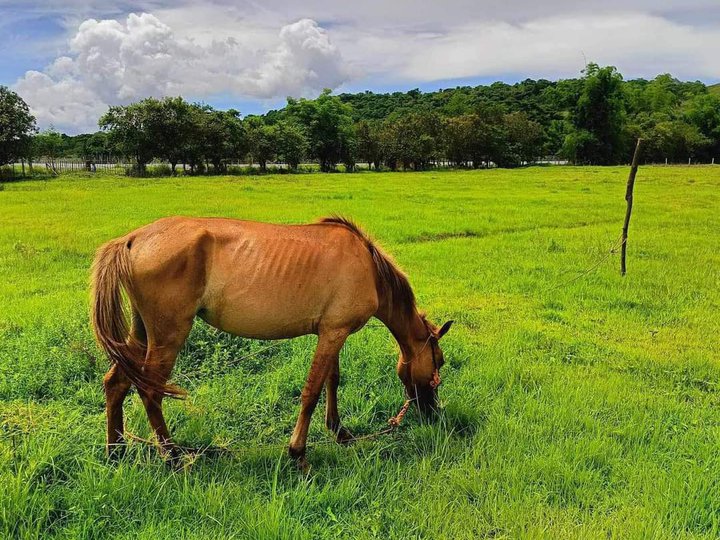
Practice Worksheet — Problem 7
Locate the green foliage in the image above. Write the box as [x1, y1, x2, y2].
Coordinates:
[354, 120, 382, 169]
[23, 67, 720, 173]
[286, 89, 355, 172]
[443, 106, 521, 168]
[566, 64, 627, 164]
[32, 128, 63, 162]
[198, 108, 244, 173]
[99, 100, 158, 172]
[682, 93, 720, 158]
[100, 98, 247, 176]
[245, 117, 278, 172]
[501, 112, 545, 166]
[642, 121, 711, 162]
[0, 86, 36, 167]
[153, 97, 197, 173]
[1, 167, 720, 538]
[274, 121, 308, 171]
[379, 111, 443, 170]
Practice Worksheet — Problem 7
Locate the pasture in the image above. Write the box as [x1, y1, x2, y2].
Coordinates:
[1, 166, 719, 539]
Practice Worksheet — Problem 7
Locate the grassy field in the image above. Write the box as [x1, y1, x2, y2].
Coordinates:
[1, 166, 719, 539]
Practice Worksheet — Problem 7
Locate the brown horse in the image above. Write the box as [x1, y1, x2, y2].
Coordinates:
[91, 215, 452, 467]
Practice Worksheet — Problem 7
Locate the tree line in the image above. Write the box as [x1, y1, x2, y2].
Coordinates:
[1, 64, 719, 176]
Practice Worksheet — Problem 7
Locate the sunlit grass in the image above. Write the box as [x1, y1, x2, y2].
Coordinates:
[1, 166, 719, 538]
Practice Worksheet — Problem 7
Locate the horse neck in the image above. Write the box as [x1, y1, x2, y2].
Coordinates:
[377, 304, 427, 355]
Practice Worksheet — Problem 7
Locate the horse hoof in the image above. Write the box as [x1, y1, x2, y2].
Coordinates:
[107, 440, 127, 462]
[295, 456, 310, 474]
[336, 427, 354, 445]
[164, 446, 185, 470]
[288, 445, 310, 472]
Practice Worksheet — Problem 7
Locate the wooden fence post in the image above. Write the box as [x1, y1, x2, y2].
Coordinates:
[621, 139, 643, 276]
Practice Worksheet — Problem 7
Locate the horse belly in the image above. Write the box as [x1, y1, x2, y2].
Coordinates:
[201, 288, 324, 340]
[198, 231, 377, 340]
[198, 256, 336, 339]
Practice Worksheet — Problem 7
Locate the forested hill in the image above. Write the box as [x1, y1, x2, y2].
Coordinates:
[265, 71, 718, 165]
[338, 80, 577, 124]
[6, 66, 719, 172]
[337, 76, 709, 126]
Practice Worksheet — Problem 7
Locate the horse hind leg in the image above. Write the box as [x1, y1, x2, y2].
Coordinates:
[137, 314, 193, 465]
[104, 365, 131, 460]
[104, 307, 145, 459]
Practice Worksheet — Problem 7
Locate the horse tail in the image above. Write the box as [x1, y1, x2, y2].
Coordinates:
[91, 238, 185, 398]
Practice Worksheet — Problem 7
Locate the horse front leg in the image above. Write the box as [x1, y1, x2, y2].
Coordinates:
[325, 357, 353, 444]
[289, 328, 349, 469]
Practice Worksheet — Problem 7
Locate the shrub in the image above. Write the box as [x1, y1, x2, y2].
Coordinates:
[147, 164, 172, 177]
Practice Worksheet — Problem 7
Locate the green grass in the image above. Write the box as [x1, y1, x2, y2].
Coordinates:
[708, 83, 720, 95]
[1, 166, 719, 539]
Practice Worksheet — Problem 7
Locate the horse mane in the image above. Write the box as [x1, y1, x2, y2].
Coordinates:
[318, 215, 416, 317]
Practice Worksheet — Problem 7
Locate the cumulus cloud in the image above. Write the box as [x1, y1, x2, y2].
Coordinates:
[399, 13, 720, 82]
[248, 19, 347, 97]
[8, 1, 720, 133]
[13, 71, 108, 130]
[13, 12, 349, 132]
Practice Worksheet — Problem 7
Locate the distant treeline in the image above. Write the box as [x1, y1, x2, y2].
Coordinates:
[1, 64, 719, 176]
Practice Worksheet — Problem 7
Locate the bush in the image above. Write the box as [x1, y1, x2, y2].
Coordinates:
[124, 164, 145, 177]
[147, 164, 172, 177]
[124, 163, 173, 177]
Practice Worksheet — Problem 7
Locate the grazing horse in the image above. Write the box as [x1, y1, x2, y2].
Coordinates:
[91, 216, 453, 467]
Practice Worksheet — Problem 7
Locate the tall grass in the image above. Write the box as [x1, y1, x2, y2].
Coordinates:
[0, 166, 718, 538]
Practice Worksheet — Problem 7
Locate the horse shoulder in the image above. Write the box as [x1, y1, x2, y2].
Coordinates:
[321, 226, 380, 321]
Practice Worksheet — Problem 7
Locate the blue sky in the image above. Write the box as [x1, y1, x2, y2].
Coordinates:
[2, 0, 718, 133]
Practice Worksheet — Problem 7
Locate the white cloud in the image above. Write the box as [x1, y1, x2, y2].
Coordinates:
[8, 1, 720, 133]
[13, 12, 349, 132]
[247, 18, 348, 98]
[13, 71, 107, 130]
[399, 13, 720, 82]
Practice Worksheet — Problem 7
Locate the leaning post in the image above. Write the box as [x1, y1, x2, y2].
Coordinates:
[621, 139, 643, 276]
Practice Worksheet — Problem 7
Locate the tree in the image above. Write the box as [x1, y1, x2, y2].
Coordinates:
[643, 120, 710, 162]
[462, 104, 508, 168]
[245, 117, 277, 172]
[340, 127, 357, 172]
[224, 109, 248, 164]
[568, 64, 627, 164]
[82, 132, 111, 159]
[355, 120, 382, 169]
[10, 66, 720, 174]
[154, 97, 196, 174]
[33, 127, 63, 170]
[561, 129, 598, 165]
[286, 89, 355, 172]
[275, 121, 307, 171]
[500, 112, 544, 166]
[682, 93, 720, 160]
[380, 111, 442, 170]
[0, 86, 36, 169]
[444, 115, 473, 166]
[99, 100, 159, 173]
[199, 107, 242, 173]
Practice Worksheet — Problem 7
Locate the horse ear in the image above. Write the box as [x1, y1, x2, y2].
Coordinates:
[437, 320, 454, 339]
